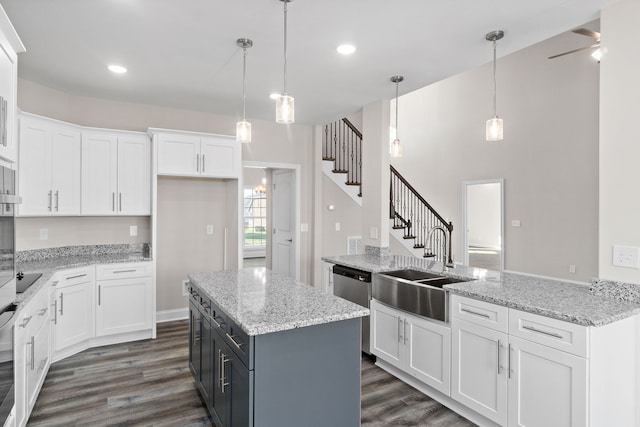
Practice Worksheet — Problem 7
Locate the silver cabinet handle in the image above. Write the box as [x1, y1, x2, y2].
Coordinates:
[202, 154, 205, 173]
[112, 192, 115, 212]
[119, 192, 122, 212]
[19, 315, 32, 328]
[508, 344, 513, 379]
[65, 273, 87, 280]
[55, 190, 59, 211]
[113, 269, 137, 274]
[98, 285, 101, 306]
[48, 191, 52, 211]
[52, 301, 58, 325]
[59, 293, 64, 316]
[226, 332, 244, 350]
[51, 281, 59, 287]
[522, 325, 563, 339]
[398, 317, 403, 342]
[497, 340, 502, 374]
[404, 319, 408, 345]
[38, 308, 47, 316]
[29, 336, 35, 371]
[196, 154, 200, 172]
[219, 349, 230, 393]
[461, 307, 491, 319]
[211, 316, 224, 329]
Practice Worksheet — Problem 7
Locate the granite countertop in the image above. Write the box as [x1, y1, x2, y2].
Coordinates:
[322, 254, 640, 327]
[14, 244, 152, 306]
[189, 268, 369, 336]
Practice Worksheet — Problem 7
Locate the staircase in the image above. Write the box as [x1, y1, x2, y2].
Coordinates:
[322, 118, 453, 263]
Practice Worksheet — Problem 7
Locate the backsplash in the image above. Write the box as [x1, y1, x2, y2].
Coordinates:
[16, 243, 151, 263]
[590, 278, 640, 303]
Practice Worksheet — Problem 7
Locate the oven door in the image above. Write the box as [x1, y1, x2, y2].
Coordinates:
[0, 304, 15, 424]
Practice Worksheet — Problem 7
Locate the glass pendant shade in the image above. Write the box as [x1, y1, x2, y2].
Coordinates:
[486, 116, 503, 141]
[390, 138, 403, 158]
[276, 95, 295, 124]
[236, 120, 252, 143]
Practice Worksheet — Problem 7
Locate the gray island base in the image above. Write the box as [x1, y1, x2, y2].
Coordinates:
[188, 268, 368, 427]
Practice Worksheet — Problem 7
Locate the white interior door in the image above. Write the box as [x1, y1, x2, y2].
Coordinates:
[463, 179, 504, 271]
[272, 169, 295, 278]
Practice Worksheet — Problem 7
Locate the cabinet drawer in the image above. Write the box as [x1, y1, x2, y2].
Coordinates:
[223, 316, 252, 369]
[57, 267, 94, 287]
[96, 262, 152, 280]
[17, 283, 50, 336]
[509, 309, 588, 358]
[450, 294, 508, 333]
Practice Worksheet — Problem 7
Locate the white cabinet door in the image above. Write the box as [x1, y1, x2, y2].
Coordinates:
[81, 132, 118, 215]
[370, 299, 404, 369]
[27, 320, 50, 411]
[18, 118, 52, 216]
[508, 335, 587, 427]
[451, 318, 508, 426]
[96, 276, 152, 336]
[157, 133, 200, 175]
[201, 136, 240, 178]
[54, 281, 94, 351]
[118, 135, 150, 215]
[50, 126, 81, 215]
[405, 313, 451, 396]
[0, 19, 20, 162]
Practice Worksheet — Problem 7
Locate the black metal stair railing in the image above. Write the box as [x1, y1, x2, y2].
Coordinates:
[390, 165, 453, 264]
[322, 118, 362, 196]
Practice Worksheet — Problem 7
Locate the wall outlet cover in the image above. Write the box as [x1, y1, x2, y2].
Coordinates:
[335, 222, 341, 231]
[301, 223, 309, 232]
[206, 225, 214, 235]
[613, 245, 640, 268]
[129, 225, 138, 237]
[182, 280, 190, 297]
[39, 228, 48, 240]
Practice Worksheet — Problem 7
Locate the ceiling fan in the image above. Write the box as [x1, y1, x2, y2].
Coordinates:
[548, 28, 601, 60]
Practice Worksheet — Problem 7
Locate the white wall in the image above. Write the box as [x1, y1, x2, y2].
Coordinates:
[390, 27, 599, 281]
[599, 0, 640, 282]
[321, 174, 363, 256]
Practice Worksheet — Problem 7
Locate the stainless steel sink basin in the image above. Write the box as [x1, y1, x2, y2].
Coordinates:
[374, 269, 469, 322]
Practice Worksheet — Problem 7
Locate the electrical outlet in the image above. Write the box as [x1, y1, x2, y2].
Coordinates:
[370, 227, 378, 239]
[129, 225, 137, 236]
[206, 225, 214, 235]
[569, 265, 576, 273]
[301, 223, 309, 232]
[182, 280, 190, 296]
[335, 222, 341, 231]
[39, 228, 48, 240]
[613, 245, 640, 268]
[511, 220, 521, 227]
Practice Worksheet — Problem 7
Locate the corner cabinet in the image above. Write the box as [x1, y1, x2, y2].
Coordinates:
[0, 8, 25, 162]
[17, 115, 82, 216]
[81, 130, 151, 215]
[152, 128, 240, 178]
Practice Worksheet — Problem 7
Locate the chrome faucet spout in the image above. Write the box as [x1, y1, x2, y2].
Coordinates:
[425, 225, 454, 270]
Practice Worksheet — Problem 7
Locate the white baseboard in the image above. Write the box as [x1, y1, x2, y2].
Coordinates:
[156, 308, 189, 323]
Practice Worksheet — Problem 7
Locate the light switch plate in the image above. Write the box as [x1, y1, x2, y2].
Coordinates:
[511, 220, 521, 227]
[301, 223, 309, 232]
[370, 227, 378, 239]
[613, 245, 640, 268]
[129, 225, 138, 237]
[39, 228, 48, 240]
[206, 225, 214, 235]
[335, 222, 341, 231]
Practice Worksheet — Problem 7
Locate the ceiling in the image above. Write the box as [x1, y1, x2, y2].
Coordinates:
[1, 0, 619, 125]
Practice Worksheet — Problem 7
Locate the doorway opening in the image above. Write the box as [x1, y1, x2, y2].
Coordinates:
[462, 179, 504, 271]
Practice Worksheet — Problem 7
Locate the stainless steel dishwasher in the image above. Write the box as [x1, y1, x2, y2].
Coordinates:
[333, 265, 372, 355]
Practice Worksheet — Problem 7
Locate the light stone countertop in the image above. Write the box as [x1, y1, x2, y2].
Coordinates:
[322, 254, 640, 327]
[188, 268, 370, 336]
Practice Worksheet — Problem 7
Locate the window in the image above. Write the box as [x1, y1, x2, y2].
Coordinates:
[244, 187, 267, 248]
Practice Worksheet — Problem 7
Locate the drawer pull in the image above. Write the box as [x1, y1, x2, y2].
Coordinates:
[522, 325, 563, 339]
[29, 336, 35, 370]
[461, 307, 491, 319]
[51, 281, 59, 287]
[51, 301, 58, 325]
[219, 349, 230, 393]
[19, 316, 32, 328]
[38, 308, 48, 316]
[65, 273, 87, 280]
[211, 316, 224, 329]
[113, 269, 137, 274]
[226, 332, 244, 350]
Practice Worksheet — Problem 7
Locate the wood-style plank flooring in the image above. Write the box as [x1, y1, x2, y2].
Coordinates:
[28, 320, 475, 426]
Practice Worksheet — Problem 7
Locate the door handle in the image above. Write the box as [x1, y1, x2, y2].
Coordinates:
[196, 154, 200, 172]
[51, 301, 58, 325]
[112, 192, 115, 212]
[202, 155, 205, 173]
[119, 193, 122, 211]
[98, 285, 101, 306]
[55, 190, 59, 211]
[48, 191, 52, 211]
[59, 293, 64, 316]
[219, 349, 230, 393]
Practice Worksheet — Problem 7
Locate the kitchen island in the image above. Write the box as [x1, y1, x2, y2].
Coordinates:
[188, 268, 369, 427]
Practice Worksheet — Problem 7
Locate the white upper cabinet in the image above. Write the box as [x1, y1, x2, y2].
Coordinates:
[18, 115, 81, 216]
[0, 8, 25, 162]
[153, 128, 240, 178]
[81, 130, 150, 215]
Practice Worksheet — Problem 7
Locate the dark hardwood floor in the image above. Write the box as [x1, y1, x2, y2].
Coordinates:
[28, 320, 475, 426]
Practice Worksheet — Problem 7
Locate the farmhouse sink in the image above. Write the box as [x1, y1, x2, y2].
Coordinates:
[380, 268, 444, 282]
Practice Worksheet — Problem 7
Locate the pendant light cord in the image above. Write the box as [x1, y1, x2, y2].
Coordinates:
[242, 47, 247, 120]
[492, 39, 497, 117]
[395, 80, 399, 139]
[283, 0, 288, 95]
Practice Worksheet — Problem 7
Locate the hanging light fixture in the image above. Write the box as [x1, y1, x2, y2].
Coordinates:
[276, 0, 294, 124]
[486, 30, 504, 141]
[236, 38, 253, 144]
[390, 75, 404, 158]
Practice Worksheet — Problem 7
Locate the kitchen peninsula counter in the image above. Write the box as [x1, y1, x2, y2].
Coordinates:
[323, 254, 640, 327]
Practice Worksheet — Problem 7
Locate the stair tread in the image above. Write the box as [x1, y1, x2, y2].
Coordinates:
[392, 226, 406, 230]
[423, 253, 436, 258]
[403, 235, 416, 240]
[345, 182, 361, 186]
[413, 244, 425, 249]
[322, 157, 336, 161]
[332, 170, 349, 174]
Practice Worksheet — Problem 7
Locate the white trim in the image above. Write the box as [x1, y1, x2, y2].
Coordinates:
[156, 308, 189, 323]
[462, 179, 504, 271]
[244, 161, 301, 281]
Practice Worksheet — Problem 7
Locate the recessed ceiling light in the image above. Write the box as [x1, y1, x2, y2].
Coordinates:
[337, 44, 356, 55]
[269, 92, 280, 100]
[108, 64, 127, 74]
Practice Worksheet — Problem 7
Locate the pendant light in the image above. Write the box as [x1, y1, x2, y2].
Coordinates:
[236, 38, 253, 144]
[486, 30, 504, 141]
[276, 0, 294, 124]
[390, 75, 404, 158]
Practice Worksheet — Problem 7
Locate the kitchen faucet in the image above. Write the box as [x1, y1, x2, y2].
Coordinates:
[425, 225, 455, 269]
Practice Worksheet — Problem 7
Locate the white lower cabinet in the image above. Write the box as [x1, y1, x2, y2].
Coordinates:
[96, 263, 153, 336]
[51, 267, 95, 356]
[15, 281, 51, 427]
[371, 299, 451, 395]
